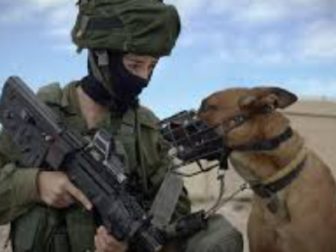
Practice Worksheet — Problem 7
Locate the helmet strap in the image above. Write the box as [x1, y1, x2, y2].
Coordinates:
[88, 50, 114, 95]
[86, 50, 119, 107]
[88, 50, 105, 83]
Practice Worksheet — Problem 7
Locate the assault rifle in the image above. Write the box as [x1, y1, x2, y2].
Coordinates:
[0, 76, 162, 252]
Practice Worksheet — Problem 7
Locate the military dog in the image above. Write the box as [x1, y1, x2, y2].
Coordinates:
[198, 87, 336, 252]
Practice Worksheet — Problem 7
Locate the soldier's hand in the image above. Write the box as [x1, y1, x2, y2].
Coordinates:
[37, 171, 92, 210]
[95, 226, 128, 252]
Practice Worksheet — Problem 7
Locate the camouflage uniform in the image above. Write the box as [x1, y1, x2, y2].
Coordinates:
[0, 81, 243, 252]
[0, 80, 189, 251]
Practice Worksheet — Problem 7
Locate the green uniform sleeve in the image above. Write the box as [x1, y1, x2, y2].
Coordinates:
[0, 83, 64, 225]
[0, 132, 40, 225]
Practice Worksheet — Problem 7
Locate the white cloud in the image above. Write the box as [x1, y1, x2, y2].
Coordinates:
[177, 0, 336, 24]
[0, 0, 75, 23]
[166, 0, 205, 20]
[27, 0, 72, 9]
[48, 4, 77, 25]
[178, 29, 224, 49]
[244, 0, 318, 23]
[174, 0, 336, 65]
[0, 7, 32, 23]
[48, 27, 70, 38]
[301, 20, 336, 60]
[0, 1, 77, 50]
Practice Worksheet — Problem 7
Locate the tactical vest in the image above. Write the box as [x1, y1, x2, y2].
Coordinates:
[10, 81, 171, 252]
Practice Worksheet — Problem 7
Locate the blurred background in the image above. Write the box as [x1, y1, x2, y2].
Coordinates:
[0, 1, 336, 251]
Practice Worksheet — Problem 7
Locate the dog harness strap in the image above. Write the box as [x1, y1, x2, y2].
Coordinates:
[234, 127, 293, 152]
[252, 149, 307, 198]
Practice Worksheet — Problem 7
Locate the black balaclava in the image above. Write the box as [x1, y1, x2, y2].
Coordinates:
[81, 51, 150, 114]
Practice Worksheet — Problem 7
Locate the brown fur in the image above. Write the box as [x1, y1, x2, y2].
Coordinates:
[198, 87, 336, 252]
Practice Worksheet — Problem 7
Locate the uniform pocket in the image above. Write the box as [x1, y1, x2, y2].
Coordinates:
[48, 226, 70, 252]
[11, 206, 70, 252]
[11, 206, 47, 252]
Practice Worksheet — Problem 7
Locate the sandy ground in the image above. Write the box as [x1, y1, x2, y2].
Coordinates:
[0, 100, 335, 252]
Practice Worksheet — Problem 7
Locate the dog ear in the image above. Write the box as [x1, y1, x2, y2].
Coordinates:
[239, 87, 298, 112]
[266, 87, 298, 108]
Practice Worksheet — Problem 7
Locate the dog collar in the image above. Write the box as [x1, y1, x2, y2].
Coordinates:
[219, 127, 294, 171]
[251, 147, 307, 198]
[233, 127, 293, 152]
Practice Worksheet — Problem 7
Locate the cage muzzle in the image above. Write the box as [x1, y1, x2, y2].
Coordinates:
[159, 110, 231, 176]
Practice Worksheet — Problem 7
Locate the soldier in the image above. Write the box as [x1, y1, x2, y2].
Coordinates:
[0, 0, 243, 252]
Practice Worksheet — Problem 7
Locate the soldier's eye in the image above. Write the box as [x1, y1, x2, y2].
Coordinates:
[128, 63, 138, 69]
[125, 63, 140, 75]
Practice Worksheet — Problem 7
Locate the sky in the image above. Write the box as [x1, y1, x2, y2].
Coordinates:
[1, 0, 336, 118]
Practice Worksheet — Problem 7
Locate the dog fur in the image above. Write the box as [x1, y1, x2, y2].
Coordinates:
[198, 87, 336, 252]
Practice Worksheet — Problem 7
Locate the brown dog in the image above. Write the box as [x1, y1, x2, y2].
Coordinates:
[198, 87, 336, 252]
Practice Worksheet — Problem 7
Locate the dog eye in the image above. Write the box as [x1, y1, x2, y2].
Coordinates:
[200, 101, 218, 112]
[208, 105, 218, 111]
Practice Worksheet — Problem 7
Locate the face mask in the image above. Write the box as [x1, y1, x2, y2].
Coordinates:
[83, 52, 151, 114]
[109, 53, 149, 106]
[80, 74, 112, 108]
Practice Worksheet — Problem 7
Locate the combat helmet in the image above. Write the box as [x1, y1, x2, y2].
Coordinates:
[72, 0, 181, 57]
